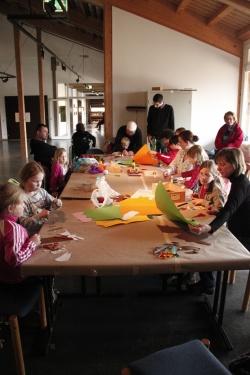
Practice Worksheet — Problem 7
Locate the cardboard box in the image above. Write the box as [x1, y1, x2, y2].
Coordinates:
[152, 182, 186, 203]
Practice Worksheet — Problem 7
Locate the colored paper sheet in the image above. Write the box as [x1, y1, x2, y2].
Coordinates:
[116, 158, 133, 166]
[119, 197, 161, 216]
[72, 212, 92, 222]
[84, 205, 122, 221]
[155, 182, 198, 225]
[133, 144, 158, 166]
[96, 215, 150, 227]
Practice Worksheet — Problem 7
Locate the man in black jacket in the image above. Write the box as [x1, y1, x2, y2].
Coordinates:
[147, 93, 175, 151]
[30, 124, 56, 170]
[112, 121, 142, 154]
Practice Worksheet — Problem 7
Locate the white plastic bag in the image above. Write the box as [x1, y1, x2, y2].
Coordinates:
[91, 176, 120, 207]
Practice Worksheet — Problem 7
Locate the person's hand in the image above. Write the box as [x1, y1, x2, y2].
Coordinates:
[128, 151, 134, 156]
[188, 223, 211, 235]
[207, 206, 218, 215]
[122, 149, 129, 156]
[30, 233, 41, 246]
[163, 169, 171, 177]
[38, 209, 50, 219]
[54, 198, 62, 208]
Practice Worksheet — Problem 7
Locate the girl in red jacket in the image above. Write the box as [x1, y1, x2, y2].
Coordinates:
[215, 111, 243, 151]
[0, 183, 40, 283]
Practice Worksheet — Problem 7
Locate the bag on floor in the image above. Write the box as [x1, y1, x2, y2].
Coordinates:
[229, 352, 250, 374]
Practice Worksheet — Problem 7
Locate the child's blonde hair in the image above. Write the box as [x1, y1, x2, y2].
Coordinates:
[0, 183, 25, 213]
[20, 161, 44, 186]
[186, 145, 204, 165]
[121, 136, 130, 148]
[53, 148, 68, 164]
[200, 160, 219, 178]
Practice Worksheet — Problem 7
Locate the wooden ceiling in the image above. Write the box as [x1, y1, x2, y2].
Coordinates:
[0, 0, 249, 56]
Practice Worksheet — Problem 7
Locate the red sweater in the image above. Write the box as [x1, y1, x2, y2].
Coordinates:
[182, 164, 200, 190]
[156, 149, 179, 165]
[215, 123, 243, 150]
[0, 214, 36, 283]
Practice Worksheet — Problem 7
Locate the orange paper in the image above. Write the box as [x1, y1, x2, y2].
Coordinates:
[119, 197, 161, 215]
[96, 215, 150, 227]
[133, 144, 158, 165]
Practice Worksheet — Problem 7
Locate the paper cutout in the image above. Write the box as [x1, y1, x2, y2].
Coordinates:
[133, 144, 158, 165]
[55, 252, 72, 262]
[131, 189, 154, 199]
[72, 212, 92, 222]
[119, 197, 161, 215]
[60, 230, 84, 240]
[155, 182, 198, 226]
[84, 205, 122, 221]
[96, 215, 150, 227]
[122, 211, 139, 221]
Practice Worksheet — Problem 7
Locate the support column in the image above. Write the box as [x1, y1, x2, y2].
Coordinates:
[13, 25, 28, 161]
[104, 1, 113, 139]
[37, 28, 46, 124]
[51, 56, 58, 136]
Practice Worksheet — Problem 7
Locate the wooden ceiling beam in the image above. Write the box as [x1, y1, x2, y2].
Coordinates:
[22, 19, 103, 51]
[218, 0, 250, 16]
[176, 0, 191, 14]
[207, 5, 232, 26]
[109, 0, 242, 57]
[67, 9, 103, 35]
[238, 24, 250, 40]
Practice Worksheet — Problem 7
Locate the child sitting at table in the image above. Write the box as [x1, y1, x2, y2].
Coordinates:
[194, 160, 226, 214]
[153, 135, 180, 165]
[180, 145, 204, 190]
[112, 136, 131, 156]
[0, 182, 41, 283]
[19, 161, 62, 235]
[50, 148, 71, 197]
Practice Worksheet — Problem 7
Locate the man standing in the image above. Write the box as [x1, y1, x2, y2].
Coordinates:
[112, 121, 142, 154]
[30, 123, 56, 171]
[147, 93, 175, 151]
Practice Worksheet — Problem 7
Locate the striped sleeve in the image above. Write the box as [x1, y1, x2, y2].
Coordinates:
[4, 220, 37, 266]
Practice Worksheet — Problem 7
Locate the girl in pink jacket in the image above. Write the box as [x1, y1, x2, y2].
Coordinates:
[0, 183, 40, 283]
[50, 148, 70, 196]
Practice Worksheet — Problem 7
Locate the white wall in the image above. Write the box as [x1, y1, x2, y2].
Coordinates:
[0, 14, 104, 139]
[112, 7, 240, 149]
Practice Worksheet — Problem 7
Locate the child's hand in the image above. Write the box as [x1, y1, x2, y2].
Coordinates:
[122, 149, 129, 156]
[128, 151, 134, 156]
[54, 198, 62, 208]
[38, 209, 50, 219]
[30, 234, 41, 246]
[207, 206, 218, 215]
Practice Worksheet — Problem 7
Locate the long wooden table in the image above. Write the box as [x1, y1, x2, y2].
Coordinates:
[21, 169, 250, 349]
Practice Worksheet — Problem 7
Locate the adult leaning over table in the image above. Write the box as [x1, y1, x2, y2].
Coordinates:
[189, 148, 250, 294]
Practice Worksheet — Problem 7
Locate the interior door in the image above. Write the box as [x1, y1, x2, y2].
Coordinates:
[5, 95, 48, 139]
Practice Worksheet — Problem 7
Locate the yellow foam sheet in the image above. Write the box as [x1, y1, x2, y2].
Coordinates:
[119, 197, 161, 215]
[96, 215, 150, 227]
[133, 144, 158, 166]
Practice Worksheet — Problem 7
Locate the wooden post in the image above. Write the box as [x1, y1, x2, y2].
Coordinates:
[104, 1, 113, 140]
[51, 56, 58, 136]
[13, 25, 28, 161]
[36, 28, 46, 124]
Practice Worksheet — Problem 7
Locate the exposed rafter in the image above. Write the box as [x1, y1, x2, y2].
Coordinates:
[110, 0, 241, 56]
[238, 24, 250, 40]
[176, 0, 191, 14]
[218, 0, 250, 16]
[207, 4, 232, 26]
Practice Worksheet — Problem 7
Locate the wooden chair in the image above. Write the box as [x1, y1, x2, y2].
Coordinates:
[227, 270, 250, 312]
[121, 340, 230, 375]
[0, 281, 47, 375]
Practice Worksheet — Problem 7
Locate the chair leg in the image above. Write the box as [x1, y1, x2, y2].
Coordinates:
[39, 287, 47, 329]
[242, 270, 250, 312]
[9, 315, 26, 375]
[228, 270, 236, 284]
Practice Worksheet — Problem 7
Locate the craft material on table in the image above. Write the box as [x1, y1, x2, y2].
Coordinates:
[72, 212, 92, 222]
[95, 215, 150, 227]
[119, 197, 161, 216]
[133, 144, 158, 165]
[85, 205, 122, 221]
[155, 182, 198, 225]
[55, 252, 72, 262]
